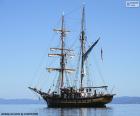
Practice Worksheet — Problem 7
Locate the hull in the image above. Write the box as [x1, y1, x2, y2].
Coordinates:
[43, 95, 114, 108]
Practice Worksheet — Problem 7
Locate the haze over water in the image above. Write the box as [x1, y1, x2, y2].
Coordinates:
[0, 104, 140, 116]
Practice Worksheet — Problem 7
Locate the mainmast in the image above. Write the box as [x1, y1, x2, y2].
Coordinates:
[80, 5, 100, 88]
[80, 6, 86, 88]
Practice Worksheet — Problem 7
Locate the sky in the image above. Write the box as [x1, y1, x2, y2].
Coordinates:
[0, 0, 140, 99]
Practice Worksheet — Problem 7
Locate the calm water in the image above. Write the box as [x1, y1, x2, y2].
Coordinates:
[0, 104, 140, 116]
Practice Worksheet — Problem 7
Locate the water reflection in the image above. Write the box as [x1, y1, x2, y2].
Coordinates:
[39, 106, 113, 116]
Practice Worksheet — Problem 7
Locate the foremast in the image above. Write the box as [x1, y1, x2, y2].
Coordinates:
[47, 14, 74, 89]
[59, 14, 65, 87]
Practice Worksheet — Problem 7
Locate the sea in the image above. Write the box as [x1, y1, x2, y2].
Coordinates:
[0, 104, 140, 116]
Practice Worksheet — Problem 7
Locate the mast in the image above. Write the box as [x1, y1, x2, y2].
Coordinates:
[60, 15, 65, 88]
[80, 5, 86, 88]
[79, 5, 99, 88]
[47, 14, 74, 88]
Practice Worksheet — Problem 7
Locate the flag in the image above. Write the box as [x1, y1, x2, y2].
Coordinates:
[101, 48, 103, 62]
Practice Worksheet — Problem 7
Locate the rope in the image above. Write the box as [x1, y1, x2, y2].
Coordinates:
[94, 51, 106, 86]
[29, 17, 62, 89]
[74, 49, 81, 88]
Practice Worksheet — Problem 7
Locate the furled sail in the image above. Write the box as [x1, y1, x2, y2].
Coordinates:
[83, 38, 100, 61]
[47, 68, 75, 73]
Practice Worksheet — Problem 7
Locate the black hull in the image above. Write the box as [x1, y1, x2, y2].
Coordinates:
[47, 102, 106, 108]
[43, 95, 113, 108]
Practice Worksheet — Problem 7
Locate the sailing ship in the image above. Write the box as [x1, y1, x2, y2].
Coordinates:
[29, 6, 115, 107]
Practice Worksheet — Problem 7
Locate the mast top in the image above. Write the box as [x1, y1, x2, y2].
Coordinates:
[82, 2, 85, 6]
[62, 11, 65, 16]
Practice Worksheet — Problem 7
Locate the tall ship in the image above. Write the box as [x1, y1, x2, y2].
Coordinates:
[29, 6, 115, 107]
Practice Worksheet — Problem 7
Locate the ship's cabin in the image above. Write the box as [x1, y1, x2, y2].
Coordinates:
[82, 86, 108, 97]
[60, 87, 81, 99]
[51, 86, 108, 98]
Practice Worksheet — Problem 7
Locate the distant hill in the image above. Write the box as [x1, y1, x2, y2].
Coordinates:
[0, 97, 140, 104]
[111, 96, 140, 104]
[0, 98, 45, 104]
